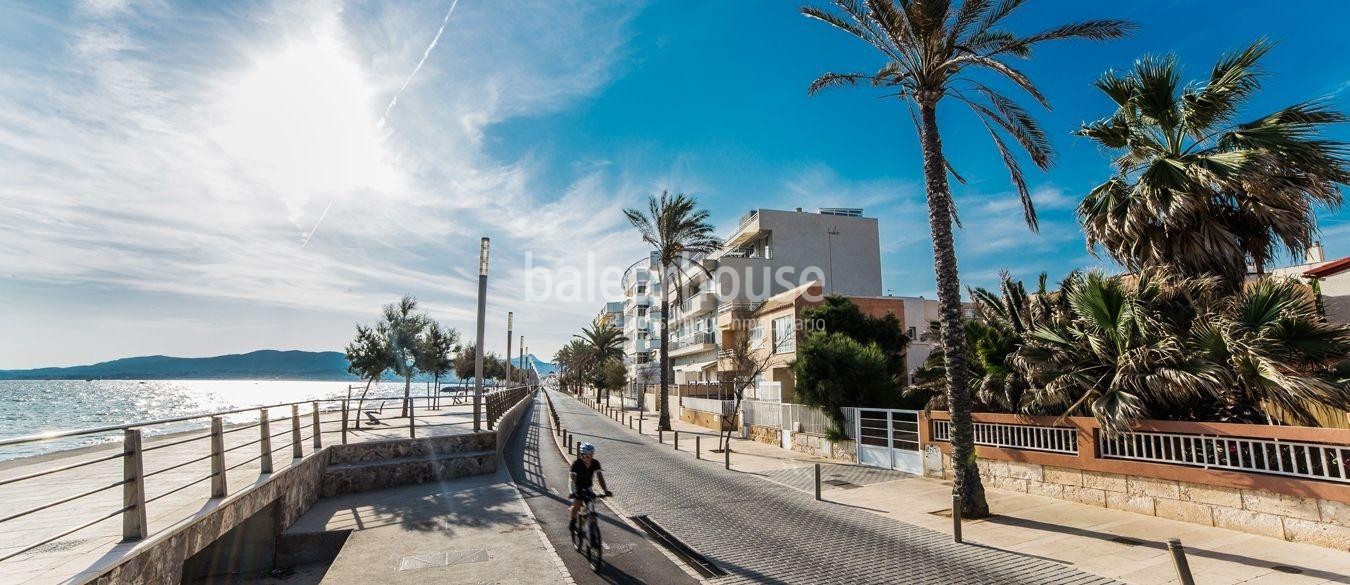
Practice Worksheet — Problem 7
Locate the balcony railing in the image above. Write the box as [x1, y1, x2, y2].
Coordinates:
[671, 331, 715, 350]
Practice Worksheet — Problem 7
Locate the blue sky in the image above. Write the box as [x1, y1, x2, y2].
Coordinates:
[2, 0, 1349, 368]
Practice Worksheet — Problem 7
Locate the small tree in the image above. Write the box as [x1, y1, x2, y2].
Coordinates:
[379, 296, 430, 417]
[792, 332, 899, 438]
[345, 324, 391, 427]
[453, 344, 477, 390]
[717, 331, 776, 452]
[801, 295, 909, 374]
[417, 321, 458, 401]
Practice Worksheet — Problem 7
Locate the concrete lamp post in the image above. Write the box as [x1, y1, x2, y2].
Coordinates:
[403, 351, 416, 437]
[474, 237, 489, 432]
[505, 312, 514, 386]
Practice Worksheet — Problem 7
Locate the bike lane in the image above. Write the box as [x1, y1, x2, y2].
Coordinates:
[547, 388, 1123, 585]
[504, 393, 702, 585]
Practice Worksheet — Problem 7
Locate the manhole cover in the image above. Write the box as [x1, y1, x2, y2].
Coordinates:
[30, 538, 90, 554]
[398, 549, 489, 571]
[606, 543, 638, 556]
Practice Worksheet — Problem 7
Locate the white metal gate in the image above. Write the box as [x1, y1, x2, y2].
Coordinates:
[856, 408, 922, 474]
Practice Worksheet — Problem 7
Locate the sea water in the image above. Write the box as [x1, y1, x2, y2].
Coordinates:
[0, 379, 448, 460]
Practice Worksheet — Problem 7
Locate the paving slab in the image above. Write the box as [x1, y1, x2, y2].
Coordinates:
[287, 469, 568, 585]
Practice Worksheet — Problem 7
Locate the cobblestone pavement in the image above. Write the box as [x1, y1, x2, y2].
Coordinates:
[752, 463, 913, 493]
[550, 390, 1122, 585]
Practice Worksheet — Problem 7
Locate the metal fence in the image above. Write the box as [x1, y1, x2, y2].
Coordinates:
[931, 419, 1078, 455]
[1101, 430, 1348, 484]
[0, 386, 534, 565]
[740, 399, 782, 428]
[681, 397, 736, 417]
[738, 400, 855, 438]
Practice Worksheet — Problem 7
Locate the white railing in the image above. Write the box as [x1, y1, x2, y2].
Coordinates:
[1101, 430, 1348, 484]
[782, 403, 835, 435]
[740, 399, 782, 428]
[749, 381, 781, 402]
[682, 397, 736, 417]
[931, 420, 1078, 455]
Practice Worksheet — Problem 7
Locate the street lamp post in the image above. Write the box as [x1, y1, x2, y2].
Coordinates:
[474, 237, 489, 432]
[827, 226, 840, 295]
[505, 312, 514, 386]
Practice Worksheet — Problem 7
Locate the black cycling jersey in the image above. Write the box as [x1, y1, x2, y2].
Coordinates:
[571, 457, 602, 490]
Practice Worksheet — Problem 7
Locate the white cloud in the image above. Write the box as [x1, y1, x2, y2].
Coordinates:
[0, 0, 646, 363]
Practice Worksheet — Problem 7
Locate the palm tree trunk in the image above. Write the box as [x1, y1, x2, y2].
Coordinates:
[919, 100, 989, 519]
[658, 262, 673, 431]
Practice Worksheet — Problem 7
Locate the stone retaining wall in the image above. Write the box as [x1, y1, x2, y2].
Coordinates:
[680, 408, 735, 432]
[926, 447, 1349, 550]
[792, 432, 857, 463]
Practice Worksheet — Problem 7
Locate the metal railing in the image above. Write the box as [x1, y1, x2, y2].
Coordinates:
[931, 420, 1079, 455]
[1101, 430, 1348, 484]
[671, 331, 716, 350]
[0, 388, 516, 565]
[740, 399, 782, 428]
[681, 397, 736, 417]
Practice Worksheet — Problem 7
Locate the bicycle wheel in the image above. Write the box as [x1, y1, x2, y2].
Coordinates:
[588, 520, 603, 572]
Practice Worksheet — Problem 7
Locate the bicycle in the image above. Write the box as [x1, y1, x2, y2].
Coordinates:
[570, 488, 611, 572]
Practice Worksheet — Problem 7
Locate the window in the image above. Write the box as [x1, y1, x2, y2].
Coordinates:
[637, 284, 646, 294]
[772, 316, 794, 354]
[749, 323, 764, 346]
[637, 306, 647, 317]
[906, 327, 917, 339]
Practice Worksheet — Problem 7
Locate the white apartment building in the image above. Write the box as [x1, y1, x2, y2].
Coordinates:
[1266, 242, 1350, 323]
[666, 208, 884, 384]
[621, 251, 663, 386]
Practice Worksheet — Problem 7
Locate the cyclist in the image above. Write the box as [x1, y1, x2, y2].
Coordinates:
[568, 442, 612, 533]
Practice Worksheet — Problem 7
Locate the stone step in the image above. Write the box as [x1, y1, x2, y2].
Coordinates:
[321, 450, 496, 497]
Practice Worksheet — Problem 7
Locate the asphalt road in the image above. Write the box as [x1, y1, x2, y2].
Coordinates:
[504, 394, 699, 585]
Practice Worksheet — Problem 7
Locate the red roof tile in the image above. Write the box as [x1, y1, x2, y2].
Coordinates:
[1304, 256, 1350, 278]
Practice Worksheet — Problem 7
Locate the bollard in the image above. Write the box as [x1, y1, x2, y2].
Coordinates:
[291, 405, 303, 459]
[659, 429, 664, 444]
[312, 402, 322, 450]
[674, 431, 680, 451]
[122, 429, 147, 541]
[1167, 539, 1195, 585]
[815, 463, 822, 501]
[639, 417, 643, 435]
[724, 443, 730, 470]
[952, 494, 963, 543]
[259, 409, 273, 474]
[627, 416, 632, 429]
[210, 416, 226, 498]
[696, 436, 701, 460]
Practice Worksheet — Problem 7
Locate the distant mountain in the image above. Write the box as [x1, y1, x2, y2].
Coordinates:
[0, 350, 356, 381]
[0, 350, 558, 381]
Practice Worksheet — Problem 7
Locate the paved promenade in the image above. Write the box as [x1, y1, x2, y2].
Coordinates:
[551, 389, 1121, 584]
[590, 393, 1350, 585]
[0, 401, 479, 585]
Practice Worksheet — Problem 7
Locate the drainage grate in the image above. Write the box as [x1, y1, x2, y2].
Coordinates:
[629, 515, 727, 578]
[1271, 565, 1303, 574]
[1109, 537, 1143, 547]
[398, 549, 489, 571]
[29, 538, 90, 554]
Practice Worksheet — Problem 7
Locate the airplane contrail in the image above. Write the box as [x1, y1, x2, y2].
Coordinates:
[377, 0, 462, 129]
[301, 199, 334, 248]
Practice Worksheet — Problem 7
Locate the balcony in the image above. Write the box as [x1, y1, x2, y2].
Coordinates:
[677, 289, 717, 317]
[624, 293, 651, 311]
[668, 331, 716, 358]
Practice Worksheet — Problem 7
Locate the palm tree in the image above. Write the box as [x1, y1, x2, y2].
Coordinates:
[576, 320, 628, 402]
[803, 0, 1132, 516]
[624, 192, 721, 431]
[1077, 40, 1350, 288]
[1192, 278, 1350, 425]
[344, 324, 391, 428]
[1016, 270, 1229, 435]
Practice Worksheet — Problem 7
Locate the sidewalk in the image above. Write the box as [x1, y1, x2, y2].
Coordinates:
[284, 468, 570, 585]
[589, 395, 1350, 585]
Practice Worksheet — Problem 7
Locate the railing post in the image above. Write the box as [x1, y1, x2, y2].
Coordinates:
[210, 416, 226, 498]
[340, 401, 348, 445]
[409, 395, 417, 439]
[312, 402, 322, 450]
[291, 405, 302, 459]
[260, 409, 273, 474]
[122, 428, 147, 541]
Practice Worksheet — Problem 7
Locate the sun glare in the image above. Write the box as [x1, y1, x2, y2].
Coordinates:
[211, 37, 395, 215]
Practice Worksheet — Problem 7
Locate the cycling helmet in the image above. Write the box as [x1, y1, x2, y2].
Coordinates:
[578, 442, 596, 455]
